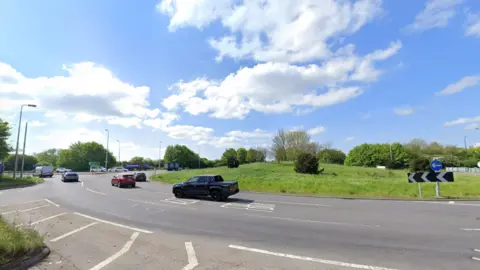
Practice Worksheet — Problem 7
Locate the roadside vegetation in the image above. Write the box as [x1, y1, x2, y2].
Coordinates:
[151, 162, 480, 199]
[0, 216, 44, 266]
[0, 175, 43, 189]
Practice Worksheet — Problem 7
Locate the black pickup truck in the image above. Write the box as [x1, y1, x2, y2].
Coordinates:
[172, 174, 239, 201]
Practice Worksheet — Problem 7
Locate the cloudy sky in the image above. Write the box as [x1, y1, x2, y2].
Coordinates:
[1, 0, 479, 160]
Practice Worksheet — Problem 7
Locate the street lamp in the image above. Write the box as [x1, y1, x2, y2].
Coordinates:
[117, 140, 121, 165]
[105, 129, 109, 170]
[464, 136, 468, 149]
[14, 104, 36, 179]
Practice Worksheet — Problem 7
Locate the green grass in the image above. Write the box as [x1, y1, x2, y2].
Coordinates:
[0, 216, 44, 266]
[151, 162, 480, 199]
[0, 175, 44, 189]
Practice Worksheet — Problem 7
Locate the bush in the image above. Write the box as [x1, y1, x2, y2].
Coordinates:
[294, 152, 319, 174]
[409, 157, 430, 172]
[317, 149, 346, 165]
[226, 156, 239, 168]
[460, 158, 478, 168]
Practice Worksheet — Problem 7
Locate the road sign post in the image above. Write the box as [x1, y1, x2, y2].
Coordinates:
[430, 160, 443, 198]
[407, 170, 453, 198]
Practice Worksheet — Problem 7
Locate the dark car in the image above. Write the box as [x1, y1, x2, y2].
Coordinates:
[62, 172, 79, 182]
[133, 172, 147, 182]
[111, 173, 136, 188]
[172, 175, 239, 201]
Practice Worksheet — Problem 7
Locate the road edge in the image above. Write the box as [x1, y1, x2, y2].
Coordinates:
[0, 246, 50, 270]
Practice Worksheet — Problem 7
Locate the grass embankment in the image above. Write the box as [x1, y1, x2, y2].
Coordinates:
[0, 175, 44, 189]
[0, 216, 44, 266]
[151, 162, 480, 199]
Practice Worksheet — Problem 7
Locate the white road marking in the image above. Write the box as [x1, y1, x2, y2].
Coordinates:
[461, 228, 480, 231]
[126, 198, 186, 209]
[221, 202, 275, 212]
[229, 245, 396, 270]
[182, 242, 199, 270]
[81, 181, 84, 187]
[1, 204, 50, 215]
[257, 200, 332, 207]
[245, 214, 380, 228]
[44, 199, 60, 207]
[474, 249, 480, 253]
[0, 199, 46, 208]
[89, 232, 140, 270]
[473, 257, 480, 262]
[74, 212, 153, 234]
[50, 222, 98, 242]
[413, 201, 480, 207]
[85, 188, 107, 196]
[164, 197, 199, 205]
[16, 212, 68, 227]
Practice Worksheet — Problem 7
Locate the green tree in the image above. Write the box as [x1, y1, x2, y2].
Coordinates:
[246, 148, 258, 163]
[345, 143, 409, 168]
[317, 149, 346, 164]
[255, 149, 266, 162]
[56, 141, 116, 171]
[222, 148, 239, 168]
[35, 148, 60, 166]
[0, 119, 11, 161]
[5, 154, 38, 171]
[237, 148, 247, 164]
[164, 144, 199, 168]
[294, 152, 319, 174]
[129, 156, 145, 163]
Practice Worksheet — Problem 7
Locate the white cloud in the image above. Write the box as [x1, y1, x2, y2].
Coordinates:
[29, 121, 47, 127]
[225, 129, 273, 138]
[437, 75, 480, 95]
[444, 115, 480, 126]
[407, 0, 464, 32]
[289, 125, 304, 132]
[0, 62, 164, 128]
[159, 0, 384, 64]
[36, 128, 106, 149]
[307, 126, 326, 135]
[394, 107, 414, 116]
[162, 41, 400, 119]
[360, 112, 372, 119]
[345, 136, 355, 141]
[465, 123, 480, 130]
[465, 10, 480, 37]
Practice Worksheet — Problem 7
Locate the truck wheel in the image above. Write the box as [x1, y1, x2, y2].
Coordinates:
[210, 190, 223, 201]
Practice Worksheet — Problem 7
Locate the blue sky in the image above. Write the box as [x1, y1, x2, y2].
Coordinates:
[1, 0, 479, 160]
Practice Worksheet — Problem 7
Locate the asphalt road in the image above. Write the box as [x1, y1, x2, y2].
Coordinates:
[1, 172, 479, 269]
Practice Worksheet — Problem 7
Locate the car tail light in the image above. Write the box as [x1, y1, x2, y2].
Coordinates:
[229, 185, 233, 191]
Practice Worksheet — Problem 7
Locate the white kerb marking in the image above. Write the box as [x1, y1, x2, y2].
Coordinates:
[421, 172, 430, 182]
[1, 204, 50, 215]
[44, 199, 60, 207]
[85, 188, 107, 196]
[182, 242, 199, 270]
[50, 222, 98, 242]
[74, 212, 152, 234]
[229, 245, 397, 270]
[89, 232, 139, 270]
[245, 214, 380, 228]
[408, 174, 416, 183]
[16, 212, 68, 227]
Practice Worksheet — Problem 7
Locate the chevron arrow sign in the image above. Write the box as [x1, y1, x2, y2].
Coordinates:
[407, 172, 454, 183]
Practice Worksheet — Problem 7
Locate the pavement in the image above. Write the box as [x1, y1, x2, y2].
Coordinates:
[0, 172, 479, 269]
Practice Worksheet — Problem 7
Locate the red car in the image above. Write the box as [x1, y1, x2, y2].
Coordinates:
[111, 173, 136, 188]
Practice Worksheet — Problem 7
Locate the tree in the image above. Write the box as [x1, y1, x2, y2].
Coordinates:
[294, 152, 319, 174]
[237, 148, 247, 164]
[246, 148, 258, 163]
[5, 154, 38, 171]
[129, 156, 145, 164]
[255, 148, 266, 162]
[56, 141, 116, 171]
[317, 149, 346, 164]
[35, 148, 60, 166]
[286, 131, 312, 161]
[409, 157, 430, 172]
[344, 143, 410, 168]
[164, 144, 200, 168]
[272, 129, 288, 162]
[0, 119, 11, 161]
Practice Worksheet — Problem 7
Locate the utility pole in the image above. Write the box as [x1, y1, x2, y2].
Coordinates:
[464, 136, 468, 149]
[159, 141, 162, 170]
[14, 104, 36, 179]
[117, 140, 121, 165]
[20, 122, 28, 178]
[105, 129, 109, 169]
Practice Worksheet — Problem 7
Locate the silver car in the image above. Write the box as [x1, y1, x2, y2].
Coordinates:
[62, 172, 79, 182]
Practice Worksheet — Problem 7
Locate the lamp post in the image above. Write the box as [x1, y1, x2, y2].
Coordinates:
[159, 141, 162, 170]
[117, 140, 121, 165]
[464, 136, 468, 149]
[20, 122, 28, 178]
[105, 129, 109, 170]
[14, 104, 36, 179]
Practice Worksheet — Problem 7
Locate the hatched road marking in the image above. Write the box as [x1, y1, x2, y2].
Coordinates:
[85, 188, 107, 196]
[74, 212, 153, 234]
[229, 245, 397, 270]
[44, 198, 60, 207]
[221, 202, 275, 212]
[50, 222, 99, 242]
[89, 232, 140, 270]
[182, 242, 199, 270]
[17, 212, 68, 227]
[1, 204, 50, 215]
[164, 197, 199, 205]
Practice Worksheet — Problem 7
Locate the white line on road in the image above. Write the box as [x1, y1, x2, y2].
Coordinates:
[182, 242, 199, 270]
[0, 199, 46, 208]
[16, 212, 68, 227]
[413, 201, 480, 207]
[89, 232, 140, 270]
[229, 245, 397, 270]
[126, 198, 195, 209]
[257, 200, 332, 207]
[44, 199, 60, 207]
[473, 257, 480, 262]
[81, 181, 84, 187]
[1, 204, 50, 215]
[74, 212, 153, 234]
[245, 214, 380, 228]
[50, 222, 99, 242]
[85, 188, 107, 196]
[461, 228, 480, 231]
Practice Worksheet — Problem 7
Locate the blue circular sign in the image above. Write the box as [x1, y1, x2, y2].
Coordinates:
[430, 159, 443, 171]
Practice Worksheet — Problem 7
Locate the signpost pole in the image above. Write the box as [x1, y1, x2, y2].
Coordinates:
[435, 182, 440, 198]
[418, 183, 422, 198]
[431, 159, 443, 198]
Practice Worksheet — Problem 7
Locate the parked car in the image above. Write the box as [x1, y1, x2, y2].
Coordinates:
[111, 173, 136, 188]
[56, 168, 72, 173]
[90, 166, 106, 173]
[108, 167, 128, 172]
[133, 172, 147, 182]
[62, 172, 79, 182]
[172, 174, 239, 201]
[33, 166, 54, 178]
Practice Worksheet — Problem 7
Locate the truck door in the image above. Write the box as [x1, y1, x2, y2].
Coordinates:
[194, 176, 211, 196]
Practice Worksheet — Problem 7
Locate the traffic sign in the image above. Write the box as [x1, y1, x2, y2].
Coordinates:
[88, 161, 100, 167]
[407, 172, 454, 183]
[430, 160, 443, 172]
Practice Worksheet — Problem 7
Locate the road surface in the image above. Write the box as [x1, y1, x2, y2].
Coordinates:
[0, 172, 479, 269]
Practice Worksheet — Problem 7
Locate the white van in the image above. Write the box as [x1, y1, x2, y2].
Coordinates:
[34, 166, 54, 178]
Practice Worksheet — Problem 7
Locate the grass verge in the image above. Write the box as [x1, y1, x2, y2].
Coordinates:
[0, 216, 44, 266]
[151, 162, 480, 199]
[0, 175, 44, 189]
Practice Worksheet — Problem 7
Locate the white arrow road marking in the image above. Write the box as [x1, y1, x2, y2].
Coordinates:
[437, 172, 448, 182]
[229, 245, 397, 270]
[408, 174, 416, 183]
[182, 242, 199, 270]
[89, 232, 139, 270]
[421, 172, 430, 182]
